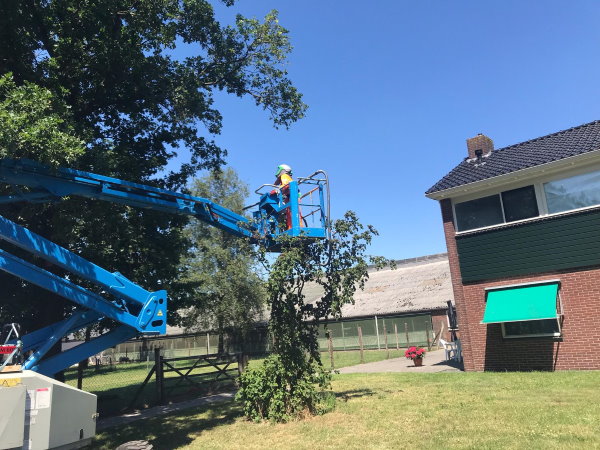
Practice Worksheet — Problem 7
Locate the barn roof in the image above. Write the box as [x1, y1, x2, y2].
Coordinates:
[303, 253, 452, 318]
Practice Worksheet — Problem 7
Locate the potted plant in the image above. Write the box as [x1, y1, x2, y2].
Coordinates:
[405, 346, 426, 367]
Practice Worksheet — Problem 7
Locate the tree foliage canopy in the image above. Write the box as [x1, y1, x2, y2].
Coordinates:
[0, 0, 306, 182]
[0, 1, 305, 334]
[0, 73, 84, 165]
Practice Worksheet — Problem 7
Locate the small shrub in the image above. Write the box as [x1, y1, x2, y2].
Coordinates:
[236, 354, 332, 422]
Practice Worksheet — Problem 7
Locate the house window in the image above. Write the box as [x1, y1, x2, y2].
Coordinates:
[455, 194, 503, 231]
[502, 319, 560, 338]
[501, 185, 539, 222]
[455, 185, 539, 231]
[544, 169, 600, 214]
[482, 281, 562, 339]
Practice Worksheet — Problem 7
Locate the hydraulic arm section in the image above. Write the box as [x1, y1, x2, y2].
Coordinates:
[0, 158, 329, 376]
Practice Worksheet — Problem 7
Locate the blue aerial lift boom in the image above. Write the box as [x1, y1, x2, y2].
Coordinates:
[0, 158, 330, 376]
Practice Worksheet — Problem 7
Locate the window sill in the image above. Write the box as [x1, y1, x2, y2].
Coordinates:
[502, 333, 561, 339]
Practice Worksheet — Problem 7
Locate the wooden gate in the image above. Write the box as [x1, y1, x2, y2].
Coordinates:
[129, 349, 247, 409]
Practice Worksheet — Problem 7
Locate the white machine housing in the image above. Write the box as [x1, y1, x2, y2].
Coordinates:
[0, 370, 97, 450]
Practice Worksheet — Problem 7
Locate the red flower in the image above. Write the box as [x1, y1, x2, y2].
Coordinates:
[405, 346, 426, 360]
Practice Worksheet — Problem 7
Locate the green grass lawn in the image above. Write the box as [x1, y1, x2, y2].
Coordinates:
[91, 370, 600, 449]
[63, 350, 394, 417]
[248, 349, 403, 371]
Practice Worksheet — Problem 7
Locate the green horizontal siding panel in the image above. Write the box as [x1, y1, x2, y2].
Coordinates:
[457, 209, 600, 282]
[458, 219, 600, 254]
[458, 220, 600, 254]
[482, 283, 559, 323]
[459, 239, 600, 271]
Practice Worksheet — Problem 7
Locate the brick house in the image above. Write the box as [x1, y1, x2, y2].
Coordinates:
[426, 120, 600, 371]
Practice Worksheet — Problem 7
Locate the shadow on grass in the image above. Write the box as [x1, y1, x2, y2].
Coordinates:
[335, 388, 375, 402]
[97, 378, 237, 417]
[91, 401, 242, 449]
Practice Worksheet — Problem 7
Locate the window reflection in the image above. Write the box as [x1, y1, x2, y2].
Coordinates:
[544, 170, 600, 214]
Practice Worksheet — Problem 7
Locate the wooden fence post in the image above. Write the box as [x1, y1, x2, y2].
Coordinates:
[394, 324, 400, 351]
[155, 347, 164, 405]
[375, 316, 381, 350]
[237, 353, 248, 376]
[383, 323, 389, 359]
[77, 361, 84, 390]
[404, 322, 410, 347]
[425, 321, 431, 351]
[328, 330, 335, 369]
[358, 326, 365, 364]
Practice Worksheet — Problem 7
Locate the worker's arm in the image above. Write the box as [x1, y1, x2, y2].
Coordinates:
[270, 173, 293, 195]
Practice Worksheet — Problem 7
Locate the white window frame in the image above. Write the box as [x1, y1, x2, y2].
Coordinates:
[452, 161, 600, 235]
[498, 191, 507, 223]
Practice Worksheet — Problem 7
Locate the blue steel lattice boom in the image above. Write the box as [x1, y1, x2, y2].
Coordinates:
[0, 159, 329, 376]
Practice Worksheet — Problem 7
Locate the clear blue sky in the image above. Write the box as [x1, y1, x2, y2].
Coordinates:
[176, 1, 600, 260]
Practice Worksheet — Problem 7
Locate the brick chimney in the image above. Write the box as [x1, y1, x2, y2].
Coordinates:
[466, 134, 494, 160]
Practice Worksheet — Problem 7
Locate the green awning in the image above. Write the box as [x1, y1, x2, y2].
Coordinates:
[482, 282, 559, 324]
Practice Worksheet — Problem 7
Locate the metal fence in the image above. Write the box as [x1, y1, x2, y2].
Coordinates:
[317, 314, 434, 351]
[76, 312, 433, 364]
[100, 334, 220, 363]
[64, 359, 156, 417]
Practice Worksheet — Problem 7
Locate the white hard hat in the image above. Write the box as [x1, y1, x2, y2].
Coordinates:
[275, 164, 292, 177]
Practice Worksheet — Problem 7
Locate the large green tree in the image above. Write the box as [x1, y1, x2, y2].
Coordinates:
[177, 168, 266, 352]
[0, 1, 305, 339]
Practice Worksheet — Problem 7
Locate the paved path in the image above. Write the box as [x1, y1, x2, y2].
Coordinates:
[338, 349, 462, 374]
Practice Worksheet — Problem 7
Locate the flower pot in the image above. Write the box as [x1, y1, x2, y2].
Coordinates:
[413, 357, 423, 367]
